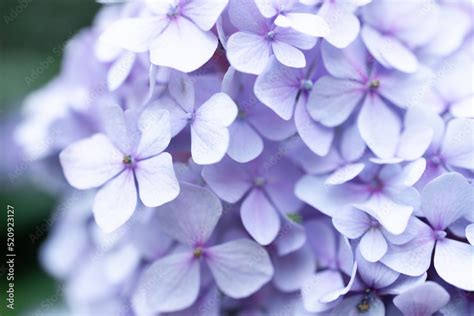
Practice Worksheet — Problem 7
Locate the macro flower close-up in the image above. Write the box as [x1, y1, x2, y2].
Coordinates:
[0, 0, 473, 315]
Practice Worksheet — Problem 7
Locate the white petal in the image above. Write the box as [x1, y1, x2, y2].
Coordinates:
[196, 93, 238, 127]
[150, 18, 217, 72]
[466, 224, 474, 245]
[93, 170, 137, 233]
[135, 153, 179, 208]
[59, 134, 123, 190]
[278, 13, 329, 37]
[182, 0, 229, 31]
[319, 3, 360, 48]
[434, 238, 474, 291]
[100, 17, 167, 53]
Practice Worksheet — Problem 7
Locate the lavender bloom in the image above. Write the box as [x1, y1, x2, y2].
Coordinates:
[226, 0, 318, 75]
[381, 173, 474, 291]
[11, 0, 474, 313]
[59, 105, 179, 232]
[203, 150, 303, 245]
[100, 0, 229, 72]
[132, 183, 273, 313]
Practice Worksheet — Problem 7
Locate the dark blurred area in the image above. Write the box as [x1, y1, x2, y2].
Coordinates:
[0, 1, 99, 314]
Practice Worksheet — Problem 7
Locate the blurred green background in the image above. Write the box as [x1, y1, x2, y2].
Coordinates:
[0, 1, 99, 315]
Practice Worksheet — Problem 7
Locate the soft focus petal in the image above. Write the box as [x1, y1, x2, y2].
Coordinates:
[273, 245, 315, 292]
[332, 207, 370, 239]
[277, 13, 329, 37]
[301, 271, 344, 312]
[440, 118, 474, 170]
[326, 163, 365, 185]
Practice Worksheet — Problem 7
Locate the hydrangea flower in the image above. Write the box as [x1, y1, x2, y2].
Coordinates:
[226, 0, 318, 75]
[100, 0, 229, 72]
[59, 105, 179, 232]
[132, 183, 273, 313]
[10, 0, 474, 314]
[203, 150, 303, 245]
[148, 71, 238, 164]
[381, 173, 474, 291]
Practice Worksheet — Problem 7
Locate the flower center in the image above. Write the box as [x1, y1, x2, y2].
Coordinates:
[434, 230, 447, 241]
[193, 247, 203, 258]
[369, 80, 380, 90]
[357, 289, 374, 313]
[122, 155, 133, 165]
[300, 79, 313, 92]
[254, 176, 266, 187]
[167, 5, 180, 18]
[265, 30, 275, 41]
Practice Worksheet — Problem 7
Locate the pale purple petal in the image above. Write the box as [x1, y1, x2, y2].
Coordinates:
[135, 109, 171, 159]
[301, 271, 344, 312]
[332, 207, 371, 239]
[183, 0, 229, 31]
[140, 251, 200, 312]
[321, 37, 369, 80]
[319, 3, 360, 48]
[276, 13, 329, 37]
[360, 228, 388, 262]
[206, 239, 273, 298]
[100, 17, 167, 53]
[381, 220, 435, 276]
[155, 183, 222, 246]
[295, 98, 334, 156]
[60, 134, 124, 190]
[226, 32, 271, 75]
[357, 94, 401, 159]
[273, 245, 315, 292]
[254, 57, 301, 120]
[420, 172, 473, 230]
[394, 281, 450, 316]
[241, 189, 280, 245]
[192, 93, 238, 164]
[440, 118, 474, 170]
[227, 121, 264, 163]
[307, 76, 364, 127]
[93, 169, 137, 233]
[326, 163, 365, 185]
[150, 18, 217, 72]
[272, 40, 306, 68]
[361, 25, 418, 73]
[202, 157, 252, 203]
[434, 238, 474, 291]
[357, 250, 400, 289]
[135, 153, 179, 207]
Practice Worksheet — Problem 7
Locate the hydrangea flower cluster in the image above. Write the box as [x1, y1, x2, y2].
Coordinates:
[15, 0, 474, 315]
